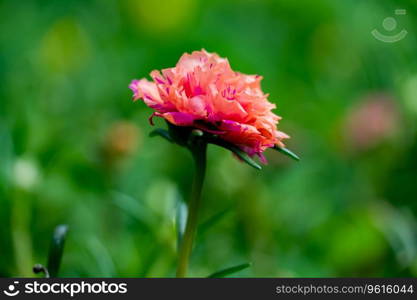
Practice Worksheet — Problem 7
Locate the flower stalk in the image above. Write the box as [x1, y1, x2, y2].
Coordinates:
[176, 138, 207, 277]
[132, 50, 300, 277]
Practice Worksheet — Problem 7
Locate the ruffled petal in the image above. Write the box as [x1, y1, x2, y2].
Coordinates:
[129, 79, 164, 108]
[159, 112, 196, 126]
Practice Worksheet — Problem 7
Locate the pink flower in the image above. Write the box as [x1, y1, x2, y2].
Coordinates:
[129, 49, 289, 162]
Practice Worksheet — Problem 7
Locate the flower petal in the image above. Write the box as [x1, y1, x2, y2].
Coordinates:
[159, 112, 196, 126]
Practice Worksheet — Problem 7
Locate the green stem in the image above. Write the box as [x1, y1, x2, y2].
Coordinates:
[176, 140, 207, 277]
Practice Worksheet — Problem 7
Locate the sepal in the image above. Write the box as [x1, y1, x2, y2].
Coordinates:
[272, 145, 300, 161]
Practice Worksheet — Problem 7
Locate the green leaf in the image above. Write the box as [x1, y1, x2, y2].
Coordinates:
[198, 207, 231, 237]
[207, 263, 252, 278]
[176, 199, 188, 249]
[149, 128, 173, 143]
[207, 138, 262, 170]
[273, 145, 300, 161]
[47, 224, 69, 277]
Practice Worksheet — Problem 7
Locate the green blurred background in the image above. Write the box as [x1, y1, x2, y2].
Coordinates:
[1, 0, 417, 277]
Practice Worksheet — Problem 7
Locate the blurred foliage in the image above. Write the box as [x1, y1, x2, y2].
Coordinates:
[1, 0, 417, 277]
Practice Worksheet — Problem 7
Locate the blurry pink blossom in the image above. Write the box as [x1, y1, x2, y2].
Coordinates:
[345, 93, 400, 151]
